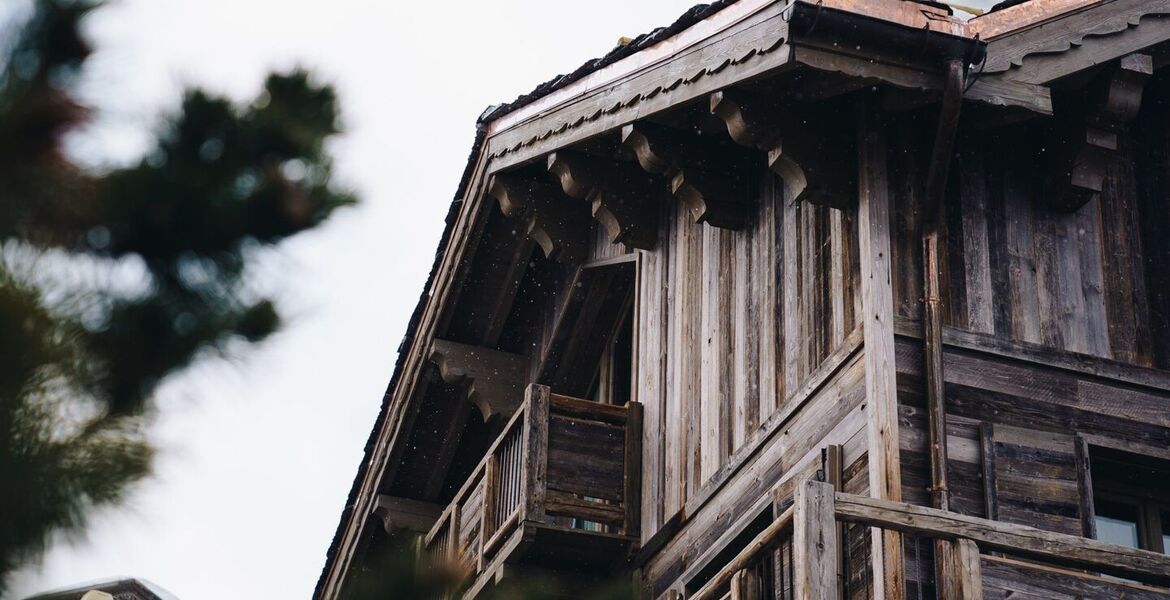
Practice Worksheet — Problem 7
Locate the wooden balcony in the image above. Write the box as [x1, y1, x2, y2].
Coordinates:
[422, 384, 643, 598]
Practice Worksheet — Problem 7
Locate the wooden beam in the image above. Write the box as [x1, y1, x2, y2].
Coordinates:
[856, 97, 906, 600]
[794, 480, 838, 600]
[429, 339, 527, 421]
[623, 401, 644, 540]
[689, 505, 797, 600]
[1044, 53, 1153, 211]
[710, 89, 855, 209]
[486, 174, 589, 264]
[950, 538, 983, 600]
[619, 122, 754, 229]
[372, 495, 443, 534]
[833, 491, 1170, 583]
[546, 150, 660, 250]
[520, 384, 550, 524]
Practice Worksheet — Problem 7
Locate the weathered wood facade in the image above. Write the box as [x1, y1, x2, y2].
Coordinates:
[317, 1, 1170, 598]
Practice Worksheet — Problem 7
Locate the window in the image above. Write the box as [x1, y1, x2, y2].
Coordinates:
[1091, 448, 1170, 554]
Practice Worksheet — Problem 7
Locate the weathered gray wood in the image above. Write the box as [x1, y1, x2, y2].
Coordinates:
[794, 480, 838, 600]
[950, 538, 982, 600]
[833, 491, 1170, 582]
[486, 3, 795, 173]
[856, 97, 905, 600]
[522, 384, 551, 524]
[892, 318, 1170, 393]
[689, 505, 796, 600]
[373, 495, 443, 534]
[625, 401, 644, 538]
[730, 568, 761, 600]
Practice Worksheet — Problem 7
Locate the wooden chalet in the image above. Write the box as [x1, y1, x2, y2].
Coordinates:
[317, 0, 1170, 598]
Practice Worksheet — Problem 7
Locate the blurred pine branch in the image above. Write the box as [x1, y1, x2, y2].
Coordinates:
[0, 0, 354, 591]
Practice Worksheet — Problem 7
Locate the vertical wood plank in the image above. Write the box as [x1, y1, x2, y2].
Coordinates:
[783, 185, 802, 398]
[978, 422, 999, 522]
[758, 174, 779, 422]
[731, 568, 761, 600]
[795, 479, 838, 600]
[1002, 167, 1041, 345]
[950, 539, 982, 600]
[958, 144, 994, 334]
[522, 384, 550, 523]
[831, 208, 848, 350]
[1075, 198, 1110, 357]
[1074, 435, 1096, 539]
[626, 401, 645, 538]
[857, 100, 906, 600]
[702, 225, 723, 479]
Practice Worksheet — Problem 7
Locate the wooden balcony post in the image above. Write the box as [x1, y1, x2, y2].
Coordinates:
[949, 539, 982, 600]
[521, 384, 550, 524]
[624, 401, 644, 538]
[731, 568, 761, 600]
[794, 479, 838, 600]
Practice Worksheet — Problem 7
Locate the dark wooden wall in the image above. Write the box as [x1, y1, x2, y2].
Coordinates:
[887, 81, 1170, 370]
[896, 331, 1170, 597]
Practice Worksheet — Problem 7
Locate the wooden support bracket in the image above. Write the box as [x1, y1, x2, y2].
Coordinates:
[429, 339, 527, 421]
[546, 150, 660, 250]
[372, 494, 443, 534]
[486, 174, 589, 264]
[1045, 53, 1153, 211]
[710, 89, 855, 209]
[620, 122, 754, 229]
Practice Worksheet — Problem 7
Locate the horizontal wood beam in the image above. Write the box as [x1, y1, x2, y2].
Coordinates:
[689, 504, 796, 600]
[833, 491, 1170, 583]
[372, 495, 443, 534]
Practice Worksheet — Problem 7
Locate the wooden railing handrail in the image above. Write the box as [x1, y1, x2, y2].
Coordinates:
[689, 504, 795, 600]
[834, 490, 1170, 583]
[687, 482, 1170, 600]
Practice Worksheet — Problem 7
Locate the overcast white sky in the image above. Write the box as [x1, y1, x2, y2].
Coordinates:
[8, 0, 1004, 598]
[8, 0, 702, 598]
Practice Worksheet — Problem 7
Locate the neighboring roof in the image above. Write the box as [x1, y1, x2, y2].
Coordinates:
[23, 578, 177, 600]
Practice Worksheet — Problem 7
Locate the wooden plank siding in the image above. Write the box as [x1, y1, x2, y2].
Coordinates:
[635, 168, 861, 541]
[889, 110, 1170, 371]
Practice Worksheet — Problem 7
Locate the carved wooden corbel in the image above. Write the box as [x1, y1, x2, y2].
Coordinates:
[710, 89, 855, 209]
[429, 339, 526, 421]
[546, 150, 659, 249]
[1045, 53, 1152, 211]
[620, 123, 753, 229]
[487, 174, 588, 264]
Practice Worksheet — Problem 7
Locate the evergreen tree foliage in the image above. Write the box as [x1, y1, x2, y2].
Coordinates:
[0, 0, 354, 590]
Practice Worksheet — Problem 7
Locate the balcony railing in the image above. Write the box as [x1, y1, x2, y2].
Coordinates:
[422, 384, 642, 593]
[688, 480, 1170, 600]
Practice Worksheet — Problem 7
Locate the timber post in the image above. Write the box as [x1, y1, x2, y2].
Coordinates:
[794, 480, 838, 600]
[520, 383, 550, 524]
